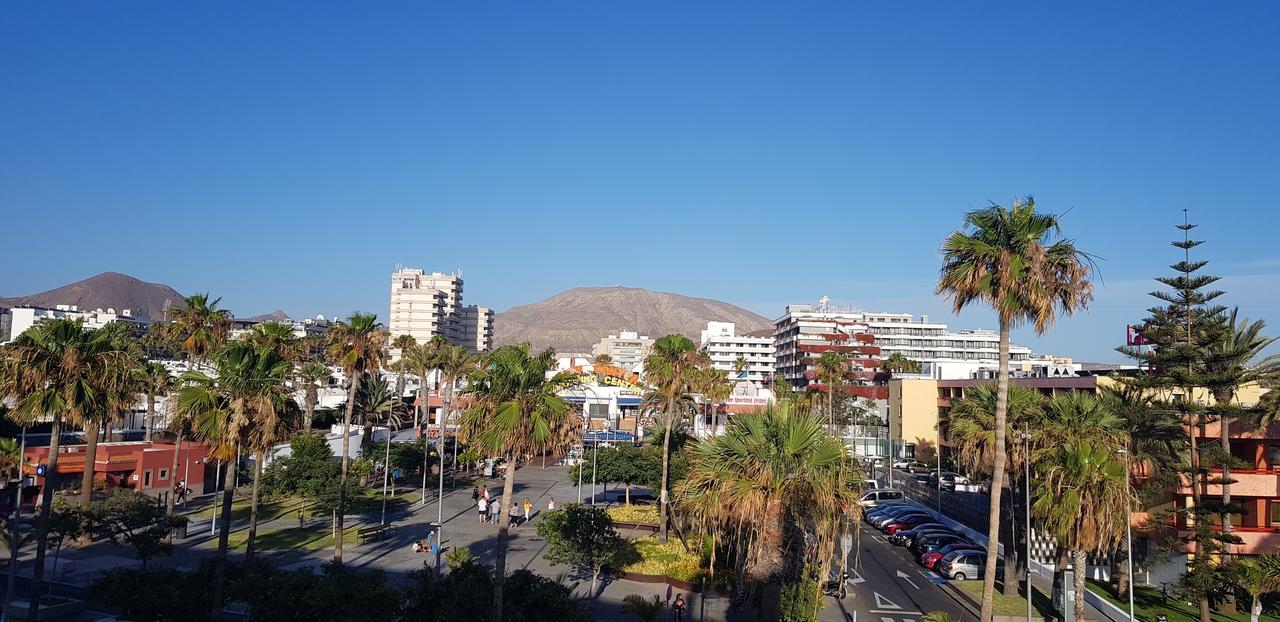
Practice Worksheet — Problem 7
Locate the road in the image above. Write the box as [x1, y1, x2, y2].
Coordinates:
[820, 522, 972, 622]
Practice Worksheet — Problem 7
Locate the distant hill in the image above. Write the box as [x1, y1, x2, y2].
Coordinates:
[241, 309, 292, 323]
[0, 272, 185, 321]
[494, 286, 772, 353]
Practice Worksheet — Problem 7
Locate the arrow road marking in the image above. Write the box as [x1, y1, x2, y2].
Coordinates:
[873, 592, 902, 610]
[895, 570, 920, 590]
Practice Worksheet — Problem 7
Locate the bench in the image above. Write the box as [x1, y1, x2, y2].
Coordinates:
[356, 524, 398, 544]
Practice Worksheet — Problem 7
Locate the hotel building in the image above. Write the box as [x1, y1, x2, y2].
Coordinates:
[388, 267, 493, 355]
[698, 321, 776, 386]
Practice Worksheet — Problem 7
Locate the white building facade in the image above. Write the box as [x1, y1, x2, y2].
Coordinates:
[591, 331, 653, 372]
[388, 267, 492, 355]
[698, 321, 775, 386]
[2, 305, 146, 343]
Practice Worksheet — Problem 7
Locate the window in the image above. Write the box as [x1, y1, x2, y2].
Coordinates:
[159, 469, 168, 481]
[143, 470, 152, 487]
[1269, 446, 1280, 470]
[1271, 501, 1280, 527]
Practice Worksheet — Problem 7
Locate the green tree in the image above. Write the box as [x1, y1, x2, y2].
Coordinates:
[295, 362, 331, 434]
[324, 312, 387, 564]
[936, 197, 1093, 621]
[459, 344, 580, 621]
[569, 443, 661, 505]
[403, 559, 593, 622]
[235, 562, 403, 622]
[0, 319, 129, 617]
[177, 342, 292, 613]
[246, 321, 302, 361]
[139, 360, 174, 443]
[643, 334, 703, 542]
[620, 594, 665, 622]
[679, 403, 859, 621]
[1032, 442, 1131, 622]
[436, 343, 477, 471]
[536, 504, 632, 599]
[882, 352, 922, 374]
[815, 351, 847, 431]
[163, 293, 232, 367]
[1234, 555, 1280, 622]
[1117, 214, 1236, 622]
[90, 565, 218, 622]
[83, 489, 187, 568]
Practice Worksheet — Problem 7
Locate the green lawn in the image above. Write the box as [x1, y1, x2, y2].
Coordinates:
[1086, 580, 1280, 622]
[952, 580, 1057, 619]
[196, 495, 306, 522]
[213, 524, 366, 552]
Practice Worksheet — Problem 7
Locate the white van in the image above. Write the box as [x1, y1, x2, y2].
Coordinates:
[859, 489, 905, 508]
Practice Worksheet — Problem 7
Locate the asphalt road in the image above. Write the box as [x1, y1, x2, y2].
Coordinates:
[819, 522, 972, 622]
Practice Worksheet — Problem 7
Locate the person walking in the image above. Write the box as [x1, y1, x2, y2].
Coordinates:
[509, 500, 521, 526]
[672, 593, 687, 622]
[472, 486, 480, 503]
[547, 496, 556, 511]
[488, 498, 499, 524]
[297, 509, 305, 528]
[477, 496, 488, 523]
[522, 498, 533, 523]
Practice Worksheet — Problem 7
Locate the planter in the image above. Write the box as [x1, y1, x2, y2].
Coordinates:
[613, 570, 729, 595]
[612, 521, 659, 533]
[6, 597, 84, 621]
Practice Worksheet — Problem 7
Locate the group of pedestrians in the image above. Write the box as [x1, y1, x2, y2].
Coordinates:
[473, 486, 555, 527]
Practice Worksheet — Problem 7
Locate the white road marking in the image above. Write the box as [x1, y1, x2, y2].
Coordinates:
[848, 569, 867, 585]
[895, 570, 920, 590]
[873, 592, 902, 610]
[870, 611, 924, 616]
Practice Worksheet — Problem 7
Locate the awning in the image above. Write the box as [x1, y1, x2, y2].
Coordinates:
[616, 397, 643, 406]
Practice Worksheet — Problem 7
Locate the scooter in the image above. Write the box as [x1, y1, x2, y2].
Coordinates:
[822, 572, 849, 599]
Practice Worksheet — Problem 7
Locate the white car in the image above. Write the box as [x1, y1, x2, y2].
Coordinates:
[891, 460, 915, 469]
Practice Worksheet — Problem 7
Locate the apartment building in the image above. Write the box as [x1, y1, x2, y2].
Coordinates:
[698, 321, 776, 386]
[591, 331, 653, 372]
[772, 303, 885, 399]
[1, 305, 146, 343]
[388, 267, 492, 355]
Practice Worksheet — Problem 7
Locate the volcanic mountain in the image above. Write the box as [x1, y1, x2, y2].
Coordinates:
[0, 272, 185, 321]
[494, 286, 772, 353]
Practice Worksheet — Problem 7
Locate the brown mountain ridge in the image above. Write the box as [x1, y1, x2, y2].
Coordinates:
[494, 286, 772, 353]
[0, 272, 185, 321]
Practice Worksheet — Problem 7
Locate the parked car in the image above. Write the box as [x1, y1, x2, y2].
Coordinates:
[888, 523, 951, 545]
[939, 550, 1003, 581]
[936, 472, 970, 490]
[911, 533, 972, 555]
[891, 459, 915, 469]
[884, 516, 941, 536]
[859, 489, 906, 508]
[874, 511, 933, 530]
[919, 543, 986, 569]
[907, 462, 933, 474]
[865, 504, 915, 525]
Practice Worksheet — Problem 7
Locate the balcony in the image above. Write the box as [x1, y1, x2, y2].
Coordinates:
[1178, 470, 1280, 497]
[1176, 526, 1280, 556]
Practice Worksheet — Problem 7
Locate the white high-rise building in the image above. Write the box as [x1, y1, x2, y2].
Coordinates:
[2, 305, 145, 343]
[389, 267, 491, 355]
[698, 321, 775, 386]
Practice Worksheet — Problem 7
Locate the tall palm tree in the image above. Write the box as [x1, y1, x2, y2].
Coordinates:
[403, 337, 448, 432]
[139, 361, 174, 443]
[1204, 308, 1280, 550]
[0, 319, 128, 620]
[348, 374, 396, 455]
[391, 334, 417, 399]
[295, 362, 331, 434]
[164, 293, 232, 368]
[435, 344, 477, 470]
[698, 365, 733, 436]
[936, 198, 1093, 621]
[243, 388, 296, 561]
[592, 353, 612, 371]
[1032, 441, 1131, 622]
[816, 351, 847, 430]
[77, 322, 142, 508]
[882, 352, 922, 374]
[325, 312, 387, 565]
[643, 335, 703, 542]
[459, 345, 580, 622]
[732, 355, 749, 378]
[679, 403, 859, 621]
[178, 342, 292, 610]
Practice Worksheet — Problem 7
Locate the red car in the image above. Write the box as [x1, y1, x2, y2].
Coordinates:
[919, 544, 986, 569]
[884, 516, 934, 535]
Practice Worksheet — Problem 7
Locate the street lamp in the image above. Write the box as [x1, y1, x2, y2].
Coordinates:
[1021, 430, 1033, 622]
[1117, 447, 1135, 622]
[2, 427, 27, 622]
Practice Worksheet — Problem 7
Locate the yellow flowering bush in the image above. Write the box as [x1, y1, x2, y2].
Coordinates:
[607, 505, 660, 525]
[619, 536, 705, 583]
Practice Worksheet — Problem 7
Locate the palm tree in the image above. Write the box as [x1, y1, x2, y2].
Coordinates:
[178, 342, 292, 608]
[679, 403, 859, 621]
[0, 319, 129, 619]
[882, 352, 922, 374]
[347, 374, 396, 456]
[139, 361, 174, 443]
[732, 355, 749, 378]
[1032, 441, 1131, 622]
[246, 321, 302, 361]
[164, 293, 232, 368]
[77, 322, 142, 508]
[816, 351, 847, 430]
[1235, 555, 1280, 622]
[936, 197, 1093, 621]
[697, 365, 732, 436]
[592, 353, 612, 371]
[295, 362, 331, 434]
[243, 388, 296, 561]
[620, 594, 665, 622]
[435, 344, 477, 472]
[391, 334, 417, 398]
[403, 337, 447, 433]
[643, 335, 703, 542]
[459, 345, 580, 622]
[1204, 309, 1280, 550]
[324, 312, 387, 565]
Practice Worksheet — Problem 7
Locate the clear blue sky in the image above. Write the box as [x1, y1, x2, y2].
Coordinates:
[3, 2, 1278, 362]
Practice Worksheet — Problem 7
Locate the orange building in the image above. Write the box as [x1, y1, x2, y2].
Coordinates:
[25, 441, 214, 498]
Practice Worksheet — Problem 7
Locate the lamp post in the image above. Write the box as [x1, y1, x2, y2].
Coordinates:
[1022, 430, 1033, 622]
[2, 427, 27, 622]
[1118, 447, 1135, 622]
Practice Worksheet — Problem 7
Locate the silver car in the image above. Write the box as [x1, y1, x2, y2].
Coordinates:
[939, 550, 1002, 581]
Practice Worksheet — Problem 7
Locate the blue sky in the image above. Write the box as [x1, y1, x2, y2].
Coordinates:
[3, 2, 1278, 362]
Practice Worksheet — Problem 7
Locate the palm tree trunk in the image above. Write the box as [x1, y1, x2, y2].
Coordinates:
[493, 452, 517, 622]
[246, 449, 264, 560]
[753, 497, 787, 622]
[210, 448, 236, 619]
[145, 393, 156, 442]
[164, 431, 183, 544]
[79, 420, 101, 507]
[659, 398, 674, 543]
[304, 386, 316, 435]
[625, 482, 631, 506]
[335, 371, 360, 564]
[28, 415, 63, 622]
[980, 319, 1012, 622]
[1218, 395, 1237, 614]
[1251, 594, 1262, 622]
[1072, 548, 1088, 622]
[1187, 406, 1210, 622]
